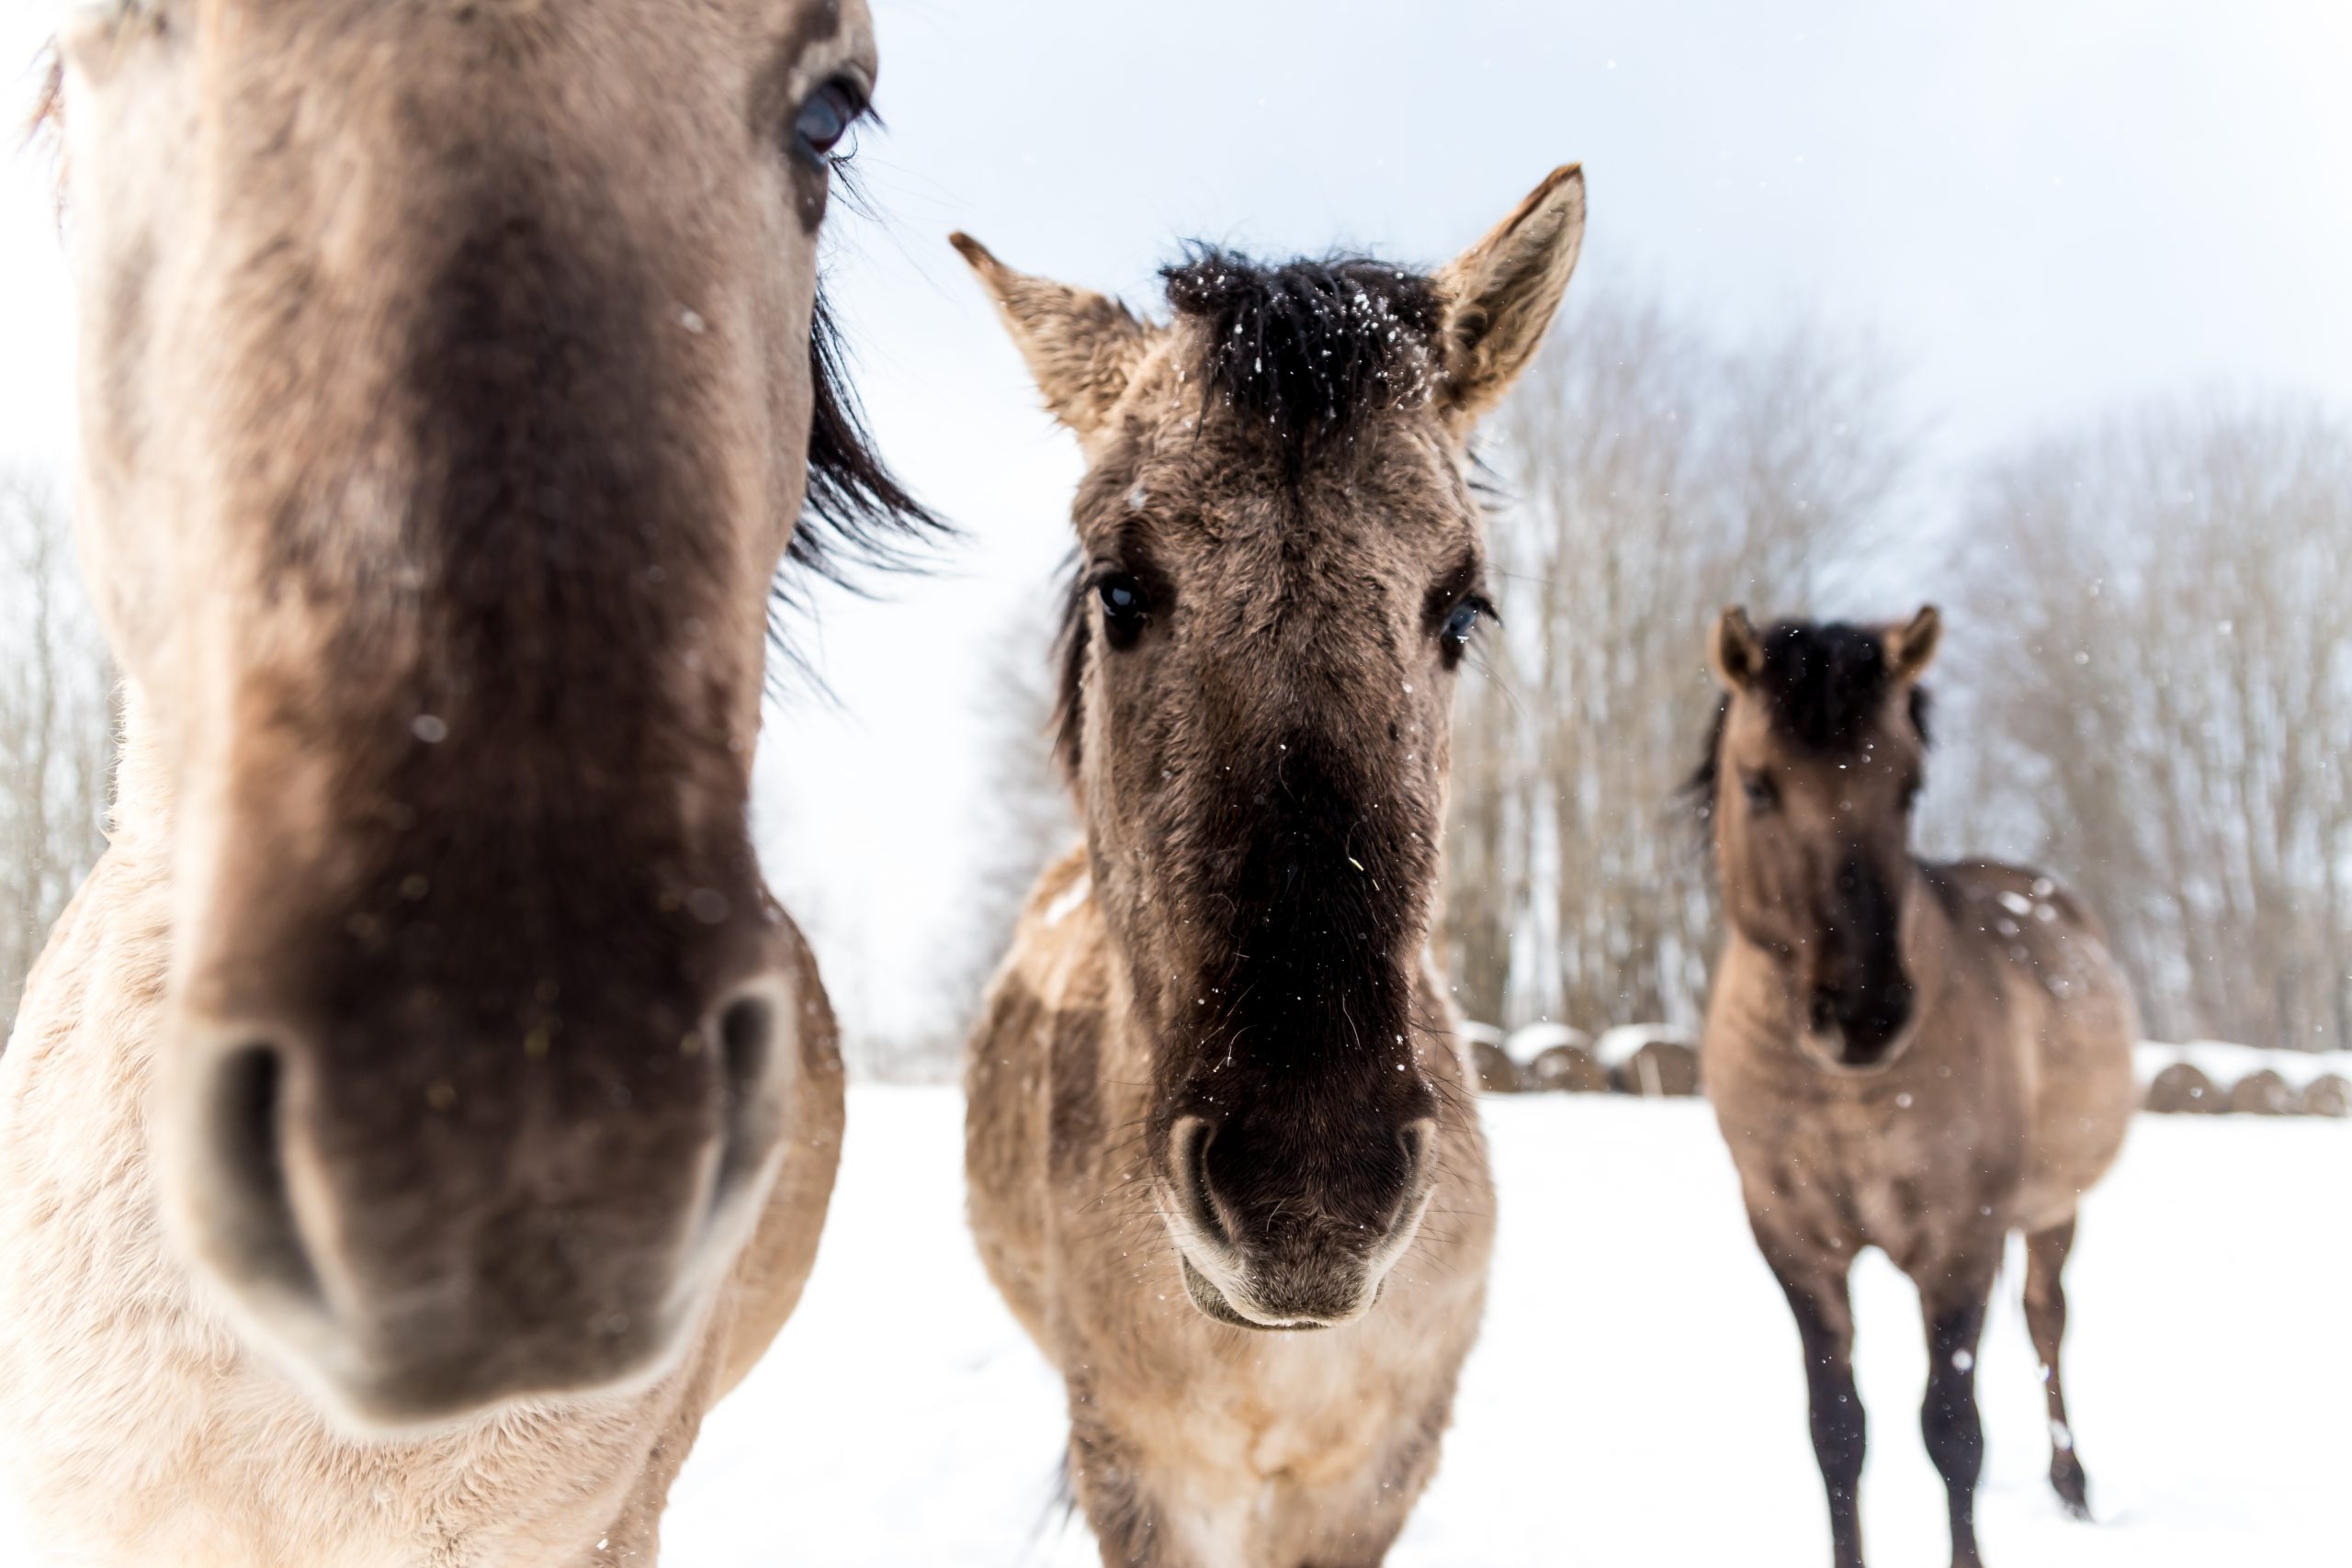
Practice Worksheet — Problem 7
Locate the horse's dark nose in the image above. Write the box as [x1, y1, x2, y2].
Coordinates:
[1160, 1112, 1436, 1330]
[160, 971, 797, 1428]
[1812, 977, 1917, 1066]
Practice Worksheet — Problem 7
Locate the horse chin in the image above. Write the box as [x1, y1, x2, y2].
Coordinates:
[1798, 1024, 1919, 1077]
[1176, 1253, 1367, 1333]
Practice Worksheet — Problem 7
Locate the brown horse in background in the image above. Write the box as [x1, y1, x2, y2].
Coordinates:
[1695, 607, 2137, 1568]
[956, 166, 1587, 1566]
[1, 3, 927, 1562]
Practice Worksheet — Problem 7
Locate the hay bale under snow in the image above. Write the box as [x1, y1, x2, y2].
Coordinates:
[2227, 1068, 2295, 1116]
[2144, 1062, 2220, 1113]
[2299, 1074, 2350, 1118]
[1525, 1044, 1610, 1094]
[1471, 1039, 1521, 1093]
[1611, 1040, 1701, 1098]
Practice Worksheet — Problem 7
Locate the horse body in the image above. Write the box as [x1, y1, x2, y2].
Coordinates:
[969, 852, 1491, 1568]
[1698, 611, 2136, 1568]
[954, 167, 1586, 1566]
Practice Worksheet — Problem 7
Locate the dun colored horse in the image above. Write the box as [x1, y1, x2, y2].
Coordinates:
[2, 4, 927, 1562]
[1695, 608, 2137, 1568]
[956, 165, 1586, 1566]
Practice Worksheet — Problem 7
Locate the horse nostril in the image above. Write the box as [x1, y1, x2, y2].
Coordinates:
[718, 993, 772, 1111]
[202, 1043, 321, 1303]
[706, 984, 786, 1219]
[1169, 1115, 1236, 1256]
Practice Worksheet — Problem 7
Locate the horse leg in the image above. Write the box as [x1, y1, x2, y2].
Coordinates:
[1069, 1411, 1184, 1568]
[1917, 1259, 1997, 1568]
[1769, 1256, 1868, 1568]
[2023, 1218, 2091, 1518]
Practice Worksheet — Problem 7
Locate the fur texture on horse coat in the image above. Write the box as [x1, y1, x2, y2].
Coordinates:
[1698, 610, 2137, 1568]
[0, 716, 846, 1567]
[960, 166, 1586, 1568]
[2, 1, 915, 1560]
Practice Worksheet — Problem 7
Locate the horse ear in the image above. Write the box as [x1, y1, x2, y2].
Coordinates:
[1887, 604, 1941, 683]
[1433, 164, 1586, 423]
[1710, 606, 1763, 692]
[949, 232, 1151, 438]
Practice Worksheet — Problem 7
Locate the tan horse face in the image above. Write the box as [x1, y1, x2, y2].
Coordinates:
[52, 0, 879, 1427]
[958, 168, 1584, 1329]
[1705, 607, 1941, 1072]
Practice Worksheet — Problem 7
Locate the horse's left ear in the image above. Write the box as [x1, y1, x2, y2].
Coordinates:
[950, 232, 1152, 438]
[1887, 604, 1942, 683]
[1434, 164, 1586, 423]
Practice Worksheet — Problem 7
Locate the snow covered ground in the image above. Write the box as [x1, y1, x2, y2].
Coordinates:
[4, 1089, 2343, 1565]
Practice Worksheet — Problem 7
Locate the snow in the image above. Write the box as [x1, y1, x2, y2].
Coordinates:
[4, 1089, 2344, 1565]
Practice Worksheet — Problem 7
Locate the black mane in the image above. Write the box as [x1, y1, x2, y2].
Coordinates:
[1687, 619, 1933, 824]
[1160, 248, 1442, 461]
[768, 288, 947, 669]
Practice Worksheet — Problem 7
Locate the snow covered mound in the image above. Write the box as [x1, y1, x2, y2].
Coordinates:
[2132, 1039, 2351, 1091]
[3, 1090, 2341, 1565]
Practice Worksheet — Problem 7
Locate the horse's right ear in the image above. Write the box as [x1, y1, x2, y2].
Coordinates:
[1710, 606, 1763, 692]
[949, 233, 1151, 438]
[1434, 164, 1586, 423]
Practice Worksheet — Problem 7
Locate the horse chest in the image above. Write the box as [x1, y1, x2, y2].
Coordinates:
[1153, 1342, 1400, 1488]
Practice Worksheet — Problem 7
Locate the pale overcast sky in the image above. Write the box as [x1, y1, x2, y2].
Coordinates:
[6, 2, 2350, 1051]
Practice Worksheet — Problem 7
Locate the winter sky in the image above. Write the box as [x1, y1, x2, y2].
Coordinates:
[5, 1, 2350, 1049]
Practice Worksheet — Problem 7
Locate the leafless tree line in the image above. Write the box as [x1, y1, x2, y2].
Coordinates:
[1442, 292, 1909, 1034]
[1935, 398, 2352, 1050]
[0, 466, 114, 1025]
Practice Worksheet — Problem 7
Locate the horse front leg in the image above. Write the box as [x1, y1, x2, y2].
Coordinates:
[1765, 1247, 1868, 1568]
[1916, 1256, 1999, 1568]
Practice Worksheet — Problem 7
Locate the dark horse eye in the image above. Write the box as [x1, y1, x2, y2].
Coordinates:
[1096, 572, 1149, 649]
[1742, 772, 1779, 812]
[1439, 594, 1492, 664]
[793, 80, 866, 161]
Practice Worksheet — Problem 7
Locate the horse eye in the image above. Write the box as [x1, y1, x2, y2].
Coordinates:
[1900, 778, 1923, 813]
[793, 80, 866, 161]
[1096, 572, 1149, 649]
[1741, 772, 1778, 812]
[1439, 595, 1492, 663]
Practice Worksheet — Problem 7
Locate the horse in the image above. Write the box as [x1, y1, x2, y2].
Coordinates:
[1693, 607, 2137, 1568]
[954, 164, 1587, 1567]
[1, 3, 929, 1562]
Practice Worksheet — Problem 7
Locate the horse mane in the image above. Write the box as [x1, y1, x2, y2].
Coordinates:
[1159, 247, 1442, 464]
[1686, 619, 1934, 828]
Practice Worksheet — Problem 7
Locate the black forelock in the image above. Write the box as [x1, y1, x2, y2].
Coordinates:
[1160, 248, 1442, 463]
[1752, 620, 1901, 754]
[1686, 620, 1934, 826]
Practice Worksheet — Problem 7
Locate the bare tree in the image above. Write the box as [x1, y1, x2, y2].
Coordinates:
[1943, 395, 2352, 1050]
[1442, 292, 1911, 1032]
[0, 466, 116, 1025]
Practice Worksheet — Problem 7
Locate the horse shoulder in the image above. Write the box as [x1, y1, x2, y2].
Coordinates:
[964, 841, 1102, 1347]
